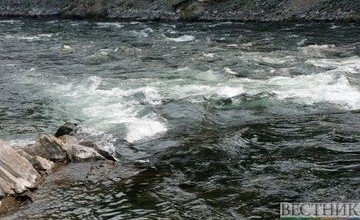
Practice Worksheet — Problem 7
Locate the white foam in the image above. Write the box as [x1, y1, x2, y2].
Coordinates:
[266, 72, 360, 109]
[45, 51, 360, 148]
[51, 76, 167, 143]
[142, 86, 162, 105]
[224, 67, 238, 75]
[46, 20, 59, 24]
[241, 42, 253, 47]
[96, 22, 124, 29]
[0, 20, 21, 24]
[203, 53, 215, 58]
[208, 22, 233, 27]
[61, 44, 75, 53]
[170, 83, 245, 100]
[131, 28, 154, 38]
[5, 33, 53, 41]
[306, 57, 360, 73]
[227, 44, 238, 47]
[217, 86, 245, 98]
[171, 84, 214, 100]
[166, 35, 195, 42]
[255, 55, 295, 65]
[38, 34, 53, 38]
[297, 38, 307, 46]
[126, 118, 167, 143]
[300, 44, 336, 56]
[170, 67, 360, 110]
[330, 24, 341, 29]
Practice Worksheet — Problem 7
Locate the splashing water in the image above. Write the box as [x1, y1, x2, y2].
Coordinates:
[1, 20, 360, 219]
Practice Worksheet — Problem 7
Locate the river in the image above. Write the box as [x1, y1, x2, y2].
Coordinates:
[0, 19, 359, 219]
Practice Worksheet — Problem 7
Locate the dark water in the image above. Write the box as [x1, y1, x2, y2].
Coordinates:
[0, 19, 360, 219]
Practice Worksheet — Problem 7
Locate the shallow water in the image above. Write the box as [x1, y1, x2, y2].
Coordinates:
[0, 19, 359, 219]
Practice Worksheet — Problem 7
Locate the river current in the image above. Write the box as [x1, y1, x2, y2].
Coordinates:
[0, 19, 359, 219]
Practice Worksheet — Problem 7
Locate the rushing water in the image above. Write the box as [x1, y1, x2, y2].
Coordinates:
[0, 19, 360, 219]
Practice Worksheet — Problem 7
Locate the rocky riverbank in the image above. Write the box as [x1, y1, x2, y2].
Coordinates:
[0, 0, 359, 21]
[0, 123, 117, 215]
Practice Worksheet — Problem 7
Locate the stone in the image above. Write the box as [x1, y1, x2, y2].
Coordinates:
[0, 177, 13, 196]
[59, 135, 105, 162]
[0, 140, 40, 196]
[16, 148, 54, 174]
[0, 188, 4, 198]
[64, 144, 105, 162]
[34, 156, 55, 174]
[25, 135, 68, 163]
[54, 122, 78, 138]
[79, 140, 117, 161]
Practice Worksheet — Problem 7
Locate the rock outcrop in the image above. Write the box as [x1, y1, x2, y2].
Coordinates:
[16, 149, 55, 175]
[24, 135, 69, 163]
[58, 135, 106, 162]
[0, 0, 359, 21]
[0, 124, 116, 215]
[0, 140, 40, 196]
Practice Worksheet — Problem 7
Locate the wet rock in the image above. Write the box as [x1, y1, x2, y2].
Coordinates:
[54, 122, 78, 138]
[0, 196, 23, 216]
[25, 135, 68, 163]
[59, 135, 106, 162]
[0, 140, 40, 196]
[0, 177, 14, 196]
[25, 134, 113, 164]
[0, 133, 118, 215]
[79, 140, 117, 161]
[16, 148, 55, 174]
[34, 156, 55, 174]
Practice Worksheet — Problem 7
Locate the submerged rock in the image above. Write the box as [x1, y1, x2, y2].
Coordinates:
[54, 122, 78, 138]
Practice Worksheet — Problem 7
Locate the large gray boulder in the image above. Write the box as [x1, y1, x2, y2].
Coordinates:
[58, 135, 105, 162]
[24, 135, 68, 163]
[16, 148, 55, 175]
[78, 140, 117, 161]
[24, 134, 113, 163]
[0, 140, 40, 196]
